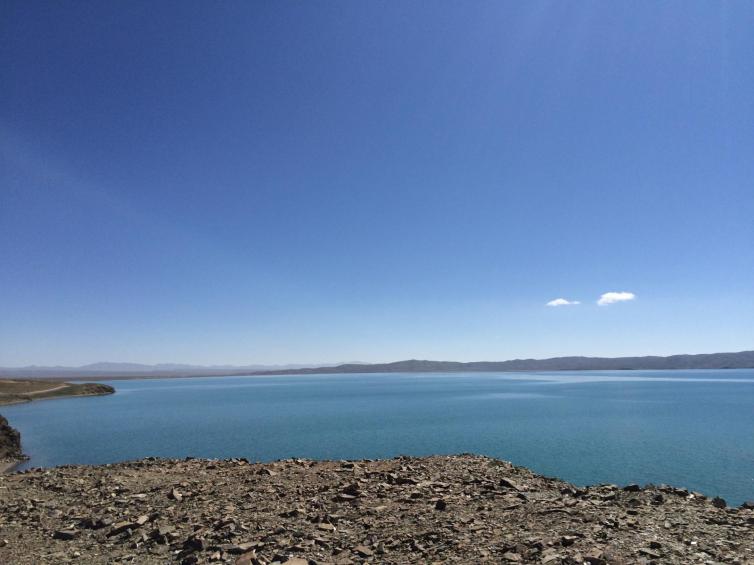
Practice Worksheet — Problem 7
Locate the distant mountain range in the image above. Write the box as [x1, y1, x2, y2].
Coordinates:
[0, 362, 348, 378]
[1, 350, 752, 380]
[262, 350, 754, 375]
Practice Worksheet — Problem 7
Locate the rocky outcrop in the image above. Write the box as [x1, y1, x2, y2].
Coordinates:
[0, 414, 24, 461]
[66, 382, 115, 398]
[1, 455, 752, 564]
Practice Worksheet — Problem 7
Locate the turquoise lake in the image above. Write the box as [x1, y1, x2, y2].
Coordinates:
[4, 370, 754, 505]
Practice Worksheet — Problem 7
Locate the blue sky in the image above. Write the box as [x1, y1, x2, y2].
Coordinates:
[2, 1, 753, 366]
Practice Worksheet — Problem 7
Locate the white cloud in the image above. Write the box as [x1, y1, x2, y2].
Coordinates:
[546, 298, 580, 307]
[597, 291, 636, 306]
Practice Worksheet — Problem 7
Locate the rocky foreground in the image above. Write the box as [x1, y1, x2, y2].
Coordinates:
[0, 455, 752, 565]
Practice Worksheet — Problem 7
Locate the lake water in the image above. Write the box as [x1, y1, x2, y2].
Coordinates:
[4, 370, 754, 505]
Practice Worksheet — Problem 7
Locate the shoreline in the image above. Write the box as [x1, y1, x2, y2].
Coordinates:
[0, 388, 116, 407]
[0, 380, 115, 406]
[1, 454, 752, 564]
[0, 457, 24, 473]
[3, 365, 754, 384]
[0, 380, 115, 474]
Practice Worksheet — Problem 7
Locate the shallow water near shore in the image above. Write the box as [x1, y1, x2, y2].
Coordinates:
[4, 369, 754, 505]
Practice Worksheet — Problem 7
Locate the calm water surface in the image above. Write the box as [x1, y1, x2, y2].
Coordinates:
[5, 370, 754, 505]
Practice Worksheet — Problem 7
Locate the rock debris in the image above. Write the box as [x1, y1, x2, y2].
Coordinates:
[1, 455, 752, 564]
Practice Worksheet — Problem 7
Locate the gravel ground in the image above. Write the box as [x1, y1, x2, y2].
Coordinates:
[1, 454, 752, 564]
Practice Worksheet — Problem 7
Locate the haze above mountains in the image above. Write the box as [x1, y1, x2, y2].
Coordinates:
[0, 362, 344, 377]
[1, 351, 752, 379]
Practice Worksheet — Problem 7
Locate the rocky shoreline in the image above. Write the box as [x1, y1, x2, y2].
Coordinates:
[1, 455, 752, 564]
[0, 415, 27, 472]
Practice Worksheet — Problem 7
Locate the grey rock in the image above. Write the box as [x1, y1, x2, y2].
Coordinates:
[52, 529, 78, 540]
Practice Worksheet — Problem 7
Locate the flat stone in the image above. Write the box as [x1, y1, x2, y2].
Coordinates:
[234, 552, 256, 565]
[499, 478, 521, 491]
[223, 542, 259, 555]
[107, 521, 138, 537]
[354, 544, 373, 557]
[639, 547, 662, 558]
[52, 529, 78, 540]
[155, 525, 175, 536]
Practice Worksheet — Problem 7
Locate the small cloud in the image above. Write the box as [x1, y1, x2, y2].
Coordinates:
[546, 298, 580, 307]
[597, 291, 636, 306]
